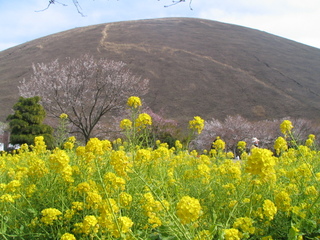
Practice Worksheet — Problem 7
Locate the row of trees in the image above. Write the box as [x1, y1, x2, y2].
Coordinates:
[4, 55, 148, 149]
[6, 54, 320, 152]
[17, 54, 149, 144]
[191, 115, 320, 153]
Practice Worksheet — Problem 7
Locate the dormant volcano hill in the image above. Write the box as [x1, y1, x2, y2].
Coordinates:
[1, 18, 320, 123]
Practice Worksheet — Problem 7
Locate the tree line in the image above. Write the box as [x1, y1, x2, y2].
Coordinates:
[5, 54, 320, 152]
[6, 54, 148, 148]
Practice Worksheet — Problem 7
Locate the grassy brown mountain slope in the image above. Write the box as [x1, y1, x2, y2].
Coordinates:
[1, 17, 320, 124]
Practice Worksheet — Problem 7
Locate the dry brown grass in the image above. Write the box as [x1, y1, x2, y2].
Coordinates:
[1, 18, 320, 125]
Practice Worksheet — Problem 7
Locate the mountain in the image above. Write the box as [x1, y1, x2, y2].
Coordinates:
[1, 17, 320, 124]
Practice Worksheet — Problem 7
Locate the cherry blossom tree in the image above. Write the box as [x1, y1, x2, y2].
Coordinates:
[19, 54, 149, 143]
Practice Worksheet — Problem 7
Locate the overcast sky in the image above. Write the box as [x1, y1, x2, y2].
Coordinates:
[1, 0, 320, 51]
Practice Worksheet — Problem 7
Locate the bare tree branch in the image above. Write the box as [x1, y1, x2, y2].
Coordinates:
[164, 0, 193, 10]
[38, 0, 193, 15]
[35, 0, 67, 13]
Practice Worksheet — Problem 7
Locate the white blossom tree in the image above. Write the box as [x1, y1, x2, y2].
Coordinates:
[19, 54, 149, 143]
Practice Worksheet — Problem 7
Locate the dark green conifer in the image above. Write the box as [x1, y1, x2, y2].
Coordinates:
[7, 96, 54, 148]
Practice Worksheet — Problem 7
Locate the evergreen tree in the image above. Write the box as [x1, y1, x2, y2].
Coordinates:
[7, 96, 54, 148]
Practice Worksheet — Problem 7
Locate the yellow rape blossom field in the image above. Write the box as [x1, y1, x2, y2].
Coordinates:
[1, 98, 320, 240]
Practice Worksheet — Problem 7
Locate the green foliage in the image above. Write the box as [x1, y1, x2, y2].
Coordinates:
[155, 132, 177, 149]
[7, 96, 54, 149]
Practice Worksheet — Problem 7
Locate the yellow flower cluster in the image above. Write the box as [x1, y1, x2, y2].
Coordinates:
[49, 148, 74, 183]
[280, 120, 293, 136]
[112, 216, 134, 238]
[176, 195, 202, 224]
[86, 191, 102, 209]
[127, 96, 142, 109]
[59, 113, 68, 119]
[135, 148, 152, 165]
[275, 190, 292, 212]
[120, 118, 133, 130]
[60, 233, 76, 240]
[274, 136, 288, 155]
[103, 172, 126, 193]
[237, 141, 246, 153]
[233, 217, 255, 234]
[213, 137, 226, 151]
[74, 215, 99, 235]
[1, 118, 320, 239]
[119, 191, 132, 208]
[245, 148, 276, 182]
[305, 134, 316, 147]
[224, 228, 241, 240]
[40, 208, 62, 225]
[33, 136, 47, 154]
[140, 192, 168, 228]
[135, 113, 152, 129]
[63, 136, 76, 150]
[0, 193, 15, 203]
[189, 116, 205, 134]
[110, 150, 132, 178]
[85, 138, 112, 155]
[263, 199, 277, 220]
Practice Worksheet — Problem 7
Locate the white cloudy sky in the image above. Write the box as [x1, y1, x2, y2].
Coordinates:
[1, 0, 320, 51]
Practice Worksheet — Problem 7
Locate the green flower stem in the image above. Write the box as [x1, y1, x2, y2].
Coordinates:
[130, 167, 192, 240]
[94, 158, 122, 239]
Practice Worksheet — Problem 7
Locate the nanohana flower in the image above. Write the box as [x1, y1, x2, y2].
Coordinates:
[119, 192, 133, 208]
[60, 233, 76, 240]
[82, 215, 98, 234]
[127, 96, 142, 108]
[175, 140, 183, 150]
[63, 136, 77, 150]
[224, 228, 241, 240]
[110, 150, 132, 177]
[194, 230, 211, 240]
[73, 215, 99, 235]
[86, 191, 102, 209]
[59, 113, 68, 119]
[135, 149, 152, 164]
[213, 137, 226, 151]
[274, 136, 288, 155]
[275, 190, 292, 212]
[263, 199, 277, 220]
[6, 180, 21, 192]
[189, 116, 205, 134]
[233, 217, 255, 234]
[85, 138, 104, 155]
[305, 185, 318, 196]
[261, 236, 274, 240]
[120, 119, 133, 130]
[33, 136, 47, 154]
[49, 148, 70, 172]
[245, 148, 276, 181]
[40, 208, 62, 225]
[237, 141, 247, 153]
[135, 113, 152, 129]
[280, 120, 293, 136]
[117, 216, 134, 235]
[176, 196, 202, 224]
[0, 194, 15, 203]
[103, 172, 126, 192]
[227, 151, 234, 159]
[305, 134, 315, 147]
